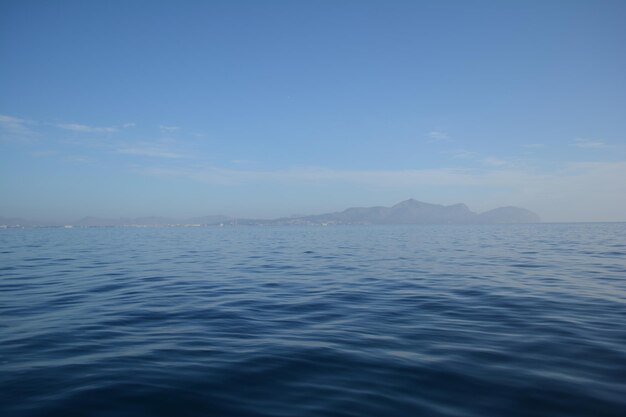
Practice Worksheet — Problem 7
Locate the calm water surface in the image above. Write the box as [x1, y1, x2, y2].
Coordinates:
[1, 224, 625, 416]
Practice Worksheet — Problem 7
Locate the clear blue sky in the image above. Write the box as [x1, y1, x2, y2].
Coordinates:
[1, 0, 625, 221]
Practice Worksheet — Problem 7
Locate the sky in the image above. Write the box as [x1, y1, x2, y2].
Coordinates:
[1, 0, 625, 222]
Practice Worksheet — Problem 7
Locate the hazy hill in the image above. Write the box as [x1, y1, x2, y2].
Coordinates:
[1, 200, 540, 227]
[477, 206, 542, 224]
[276, 199, 540, 225]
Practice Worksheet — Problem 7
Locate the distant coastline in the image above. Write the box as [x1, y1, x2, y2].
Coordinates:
[0, 199, 541, 228]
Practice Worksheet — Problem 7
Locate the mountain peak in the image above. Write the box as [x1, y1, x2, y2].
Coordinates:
[392, 198, 427, 208]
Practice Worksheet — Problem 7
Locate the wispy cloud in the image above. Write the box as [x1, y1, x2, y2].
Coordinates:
[159, 125, 180, 133]
[231, 159, 252, 165]
[57, 121, 135, 133]
[482, 157, 508, 166]
[133, 163, 536, 189]
[141, 165, 485, 187]
[64, 155, 92, 163]
[30, 150, 59, 158]
[428, 130, 450, 141]
[0, 114, 37, 138]
[57, 123, 118, 133]
[449, 149, 508, 167]
[117, 146, 186, 159]
[450, 149, 479, 159]
[137, 159, 626, 196]
[574, 138, 607, 149]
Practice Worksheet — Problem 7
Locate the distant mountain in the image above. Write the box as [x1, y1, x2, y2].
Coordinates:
[477, 206, 541, 224]
[271, 199, 540, 225]
[0, 200, 540, 227]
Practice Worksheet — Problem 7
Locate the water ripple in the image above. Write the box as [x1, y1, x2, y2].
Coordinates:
[1, 224, 626, 416]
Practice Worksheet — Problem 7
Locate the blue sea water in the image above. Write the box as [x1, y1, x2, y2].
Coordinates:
[1, 224, 625, 417]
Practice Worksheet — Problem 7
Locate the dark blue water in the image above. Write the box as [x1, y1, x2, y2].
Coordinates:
[1, 224, 626, 416]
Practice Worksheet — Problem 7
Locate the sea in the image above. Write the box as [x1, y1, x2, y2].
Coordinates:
[1, 223, 625, 417]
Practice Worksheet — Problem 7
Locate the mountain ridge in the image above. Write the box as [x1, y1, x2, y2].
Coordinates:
[0, 199, 541, 227]
[271, 199, 540, 225]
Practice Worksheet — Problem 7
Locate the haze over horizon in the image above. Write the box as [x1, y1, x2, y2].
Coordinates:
[2, 1, 625, 223]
